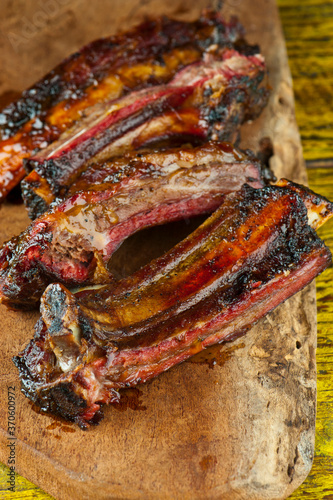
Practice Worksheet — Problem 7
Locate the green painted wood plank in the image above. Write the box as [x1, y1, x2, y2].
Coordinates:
[278, 0, 333, 161]
[0, 463, 54, 499]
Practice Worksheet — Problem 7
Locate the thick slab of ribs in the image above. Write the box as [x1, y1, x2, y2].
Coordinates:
[0, 142, 263, 309]
[13, 181, 333, 428]
[0, 10, 247, 203]
[21, 49, 268, 219]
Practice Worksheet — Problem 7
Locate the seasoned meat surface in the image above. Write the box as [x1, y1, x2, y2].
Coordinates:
[0, 142, 263, 309]
[0, 10, 247, 203]
[13, 181, 333, 428]
[21, 49, 268, 218]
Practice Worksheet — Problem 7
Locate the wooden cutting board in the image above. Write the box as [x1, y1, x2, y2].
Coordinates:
[0, 0, 318, 498]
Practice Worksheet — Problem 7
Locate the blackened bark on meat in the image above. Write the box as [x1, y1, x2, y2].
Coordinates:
[0, 142, 263, 309]
[21, 49, 268, 219]
[0, 11, 245, 140]
[0, 10, 247, 202]
[13, 182, 333, 428]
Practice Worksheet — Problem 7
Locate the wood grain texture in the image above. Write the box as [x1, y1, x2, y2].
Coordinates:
[289, 167, 333, 500]
[0, 0, 331, 498]
[278, 0, 333, 162]
[279, 0, 333, 496]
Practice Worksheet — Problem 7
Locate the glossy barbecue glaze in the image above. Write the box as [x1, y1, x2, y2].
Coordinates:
[0, 10, 248, 203]
[21, 49, 268, 218]
[13, 182, 333, 428]
[0, 142, 263, 309]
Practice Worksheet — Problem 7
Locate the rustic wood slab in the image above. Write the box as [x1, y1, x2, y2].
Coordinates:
[0, 0, 318, 498]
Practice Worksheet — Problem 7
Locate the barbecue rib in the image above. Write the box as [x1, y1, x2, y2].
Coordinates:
[13, 181, 333, 428]
[21, 49, 268, 219]
[0, 142, 263, 309]
[0, 10, 247, 203]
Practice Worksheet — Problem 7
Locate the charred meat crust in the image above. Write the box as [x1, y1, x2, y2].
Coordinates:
[21, 49, 268, 219]
[13, 183, 333, 427]
[0, 10, 248, 202]
[0, 142, 263, 309]
[0, 11, 245, 140]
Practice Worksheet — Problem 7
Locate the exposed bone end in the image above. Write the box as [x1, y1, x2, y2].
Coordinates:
[0, 232, 51, 310]
[41, 283, 84, 372]
[276, 178, 333, 229]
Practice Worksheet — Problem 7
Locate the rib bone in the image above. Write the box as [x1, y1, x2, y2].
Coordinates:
[13, 181, 333, 428]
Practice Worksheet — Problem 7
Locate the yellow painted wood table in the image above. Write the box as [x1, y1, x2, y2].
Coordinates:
[0, 0, 332, 498]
